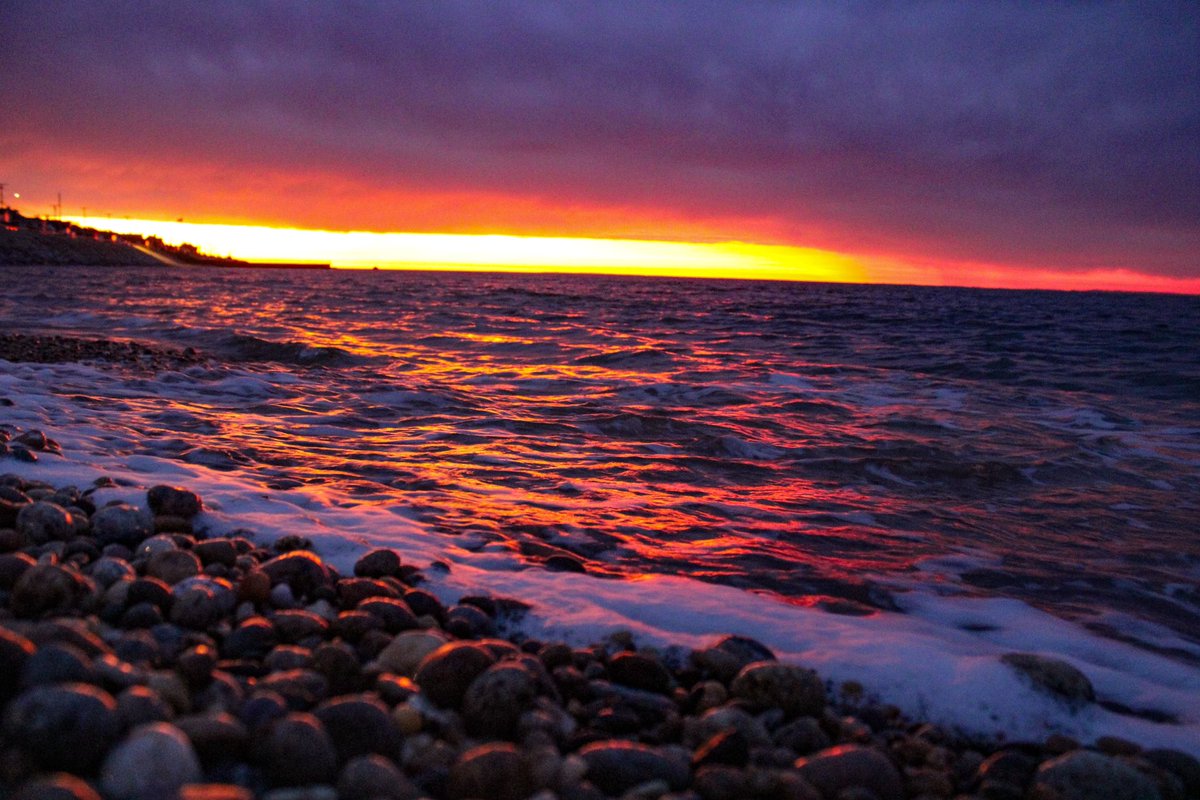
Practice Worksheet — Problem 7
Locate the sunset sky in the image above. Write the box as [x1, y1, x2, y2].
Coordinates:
[1, 2, 1197, 291]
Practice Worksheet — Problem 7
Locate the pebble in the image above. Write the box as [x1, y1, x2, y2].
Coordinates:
[1033, 749, 1163, 800]
[353, 548, 403, 578]
[90, 503, 153, 547]
[146, 548, 202, 584]
[693, 635, 776, 682]
[793, 744, 905, 800]
[577, 740, 690, 794]
[11, 563, 94, 618]
[260, 551, 333, 598]
[261, 712, 339, 786]
[312, 693, 400, 762]
[147, 484, 204, 518]
[2, 682, 120, 772]
[99, 722, 202, 800]
[9, 773, 103, 800]
[337, 753, 421, 800]
[446, 742, 535, 800]
[608, 651, 673, 694]
[15, 501, 74, 544]
[0, 626, 36, 700]
[730, 661, 826, 717]
[1001, 652, 1096, 705]
[415, 640, 499, 708]
[462, 661, 540, 738]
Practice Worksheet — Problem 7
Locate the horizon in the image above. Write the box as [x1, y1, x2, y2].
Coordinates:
[2, 3, 1197, 294]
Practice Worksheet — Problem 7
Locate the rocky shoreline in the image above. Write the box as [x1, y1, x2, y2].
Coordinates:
[0, 333, 206, 373]
[0, 427, 1197, 800]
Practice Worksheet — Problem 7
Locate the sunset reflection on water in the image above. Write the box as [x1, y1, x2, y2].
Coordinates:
[3, 265, 1198, 635]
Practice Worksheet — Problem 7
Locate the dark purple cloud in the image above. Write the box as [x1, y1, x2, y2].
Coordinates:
[1, 1, 1197, 275]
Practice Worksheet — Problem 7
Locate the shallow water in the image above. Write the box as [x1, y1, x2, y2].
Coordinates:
[3, 264, 1199, 661]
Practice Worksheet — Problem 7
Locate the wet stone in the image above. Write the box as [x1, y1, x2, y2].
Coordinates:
[356, 597, 419, 633]
[20, 642, 94, 687]
[174, 712, 249, 764]
[608, 651, 672, 694]
[146, 548, 202, 584]
[353, 548, 402, 578]
[793, 744, 905, 800]
[261, 551, 333, 598]
[147, 485, 204, 518]
[337, 753, 421, 800]
[578, 740, 690, 795]
[11, 564, 94, 618]
[312, 694, 400, 763]
[462, 661, 540, 739]
[2, 682, 120, 772]
[446, 603, 495, 638]
[337, 577, 399, 608]
[414, 641, 498, 708]
[0, 551, 36, 590]
[100, 722, 202, 800]
[223, 616, 278, 659]
[1001, 652, 1096, 705]
[1034, 750, 1163, 800]
[693, 635, 776, 682]
[0, 626, 36, 700]
[731, 661, 826, 718]
[16, 501, 74, 544]
[8, 773, 103, 800]
[446, 742, 534, 800]
[271, 609, 330, 643]
[193, 538, 239, 567]
[116, 685, 175, 727]
[91, 503, 153, 547]
[261, 713, 339, 786]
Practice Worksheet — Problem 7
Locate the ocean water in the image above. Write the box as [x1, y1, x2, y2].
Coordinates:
[2, 264, 1199, 751]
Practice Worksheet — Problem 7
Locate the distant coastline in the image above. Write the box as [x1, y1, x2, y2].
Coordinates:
[0, 206, 329, 269]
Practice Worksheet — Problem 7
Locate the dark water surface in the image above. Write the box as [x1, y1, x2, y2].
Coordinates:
[3, 265, 1198, 655]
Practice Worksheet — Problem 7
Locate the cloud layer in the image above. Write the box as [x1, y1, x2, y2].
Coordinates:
[2, 1, 1197, 276]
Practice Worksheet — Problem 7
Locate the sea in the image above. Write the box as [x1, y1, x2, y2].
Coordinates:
[2, 264, 1198, 753]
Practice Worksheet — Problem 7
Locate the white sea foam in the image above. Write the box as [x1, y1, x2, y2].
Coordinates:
[4, 357, 1199, 757]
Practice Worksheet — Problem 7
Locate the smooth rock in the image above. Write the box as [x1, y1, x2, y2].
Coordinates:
[608, 651, 672, 694]
[731, 661, 825, 717]
[261, 713, 339, 786]
[578, 740, 689, 795]
[793, 744, 904, 800]
[693, 635, 776, 682]
[414, 641, 498, 708]
[356, 597, 419, 633]
[1001, 652, 1096, 705]
[174, 711, 249, 763]
[446, 742, 534, 800]
[0, 626, 36, 700]
[9, 773, 103, 800]
[16, 501, 74, 544]
[91, 503, 153, 547]
[11, 563, 94, 618]
[271, 609, 330, 643]
[146, 548, 202, 584]
[148, 484, 203, 518]
[312, 694, 400, 762]
[1034, 750, 1162, 800]
[261, 551, 333, 598]
[2, 682, 120, 772]
[462, 661, 539, 738]
[353, 548, 402, 578]
[100, 722, 202, 800]
[336, 753, 421, 800]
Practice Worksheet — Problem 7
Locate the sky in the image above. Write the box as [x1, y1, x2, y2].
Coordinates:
[1, 1, 1198, 291]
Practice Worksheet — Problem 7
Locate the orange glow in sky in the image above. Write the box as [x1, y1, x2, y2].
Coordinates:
[59, 215, 1200, 294]
[66, 216, 869, 283]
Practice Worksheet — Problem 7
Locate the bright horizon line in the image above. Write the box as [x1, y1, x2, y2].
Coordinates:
[61, 214, 1200, 295]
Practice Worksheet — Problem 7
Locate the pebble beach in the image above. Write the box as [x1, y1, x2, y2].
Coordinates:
[1, 336, 1198, 799]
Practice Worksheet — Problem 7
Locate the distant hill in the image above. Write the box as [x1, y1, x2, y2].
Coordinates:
[1, 207, 326, 269]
